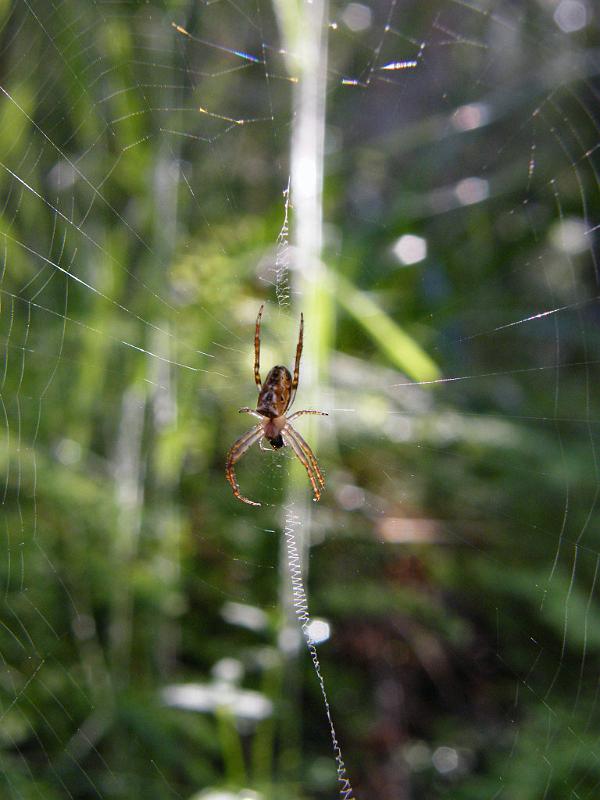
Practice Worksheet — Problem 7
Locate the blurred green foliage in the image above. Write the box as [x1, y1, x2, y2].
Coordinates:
[0, 1, 599, 799]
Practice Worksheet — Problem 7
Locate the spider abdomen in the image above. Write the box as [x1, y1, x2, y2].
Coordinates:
[257, 365, 292, 418]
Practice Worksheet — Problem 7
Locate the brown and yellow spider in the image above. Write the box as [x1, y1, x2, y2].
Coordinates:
[225, 305, 327, 507]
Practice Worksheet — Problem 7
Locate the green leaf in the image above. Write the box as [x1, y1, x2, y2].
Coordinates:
[331, 272, 440, 382]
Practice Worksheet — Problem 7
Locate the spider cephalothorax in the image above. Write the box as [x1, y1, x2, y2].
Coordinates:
[225, 305, 327, 507]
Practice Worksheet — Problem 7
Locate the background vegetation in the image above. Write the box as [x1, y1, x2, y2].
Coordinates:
[0, 0, 599, 798]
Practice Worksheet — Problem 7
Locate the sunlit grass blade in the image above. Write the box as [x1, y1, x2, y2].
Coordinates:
[332, 272, 440, 383]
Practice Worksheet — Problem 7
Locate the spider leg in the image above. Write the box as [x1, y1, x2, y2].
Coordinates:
[285, 423, 325, 489]
[287, 409, 328, 422]
[239, 407, 263, 420]
[288, 312, 303, 410]
[283, 429, 322, 502]
[225, 424, 264, 507]
[285, 413, 327, 486]
[254, 304, 263, 390]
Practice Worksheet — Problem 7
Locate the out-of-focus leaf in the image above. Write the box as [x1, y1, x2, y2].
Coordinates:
[331, 271, 440, 382]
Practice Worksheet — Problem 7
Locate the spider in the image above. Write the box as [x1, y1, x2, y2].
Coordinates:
[225, 305, 327, 507]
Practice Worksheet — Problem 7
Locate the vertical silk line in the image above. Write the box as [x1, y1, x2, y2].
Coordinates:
[273, 0, 354, 790]
[274, 179, 291, 309]
[283, 506, 355, 800]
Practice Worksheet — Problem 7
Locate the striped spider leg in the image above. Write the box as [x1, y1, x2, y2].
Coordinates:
[225, 423, 264, 507]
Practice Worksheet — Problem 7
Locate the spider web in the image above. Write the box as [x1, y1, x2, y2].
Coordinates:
[0, 0, 599, 797]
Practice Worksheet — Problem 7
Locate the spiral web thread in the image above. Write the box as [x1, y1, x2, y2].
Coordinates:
[283, 506, 355, 800]
[273, 180, 291, 309]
